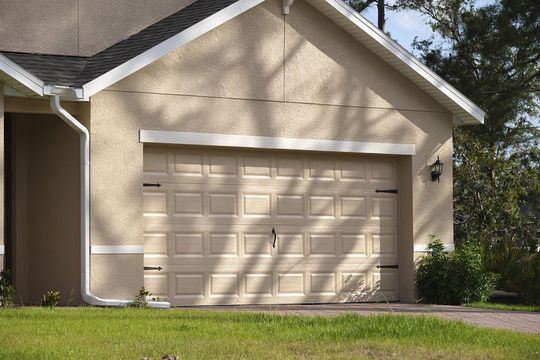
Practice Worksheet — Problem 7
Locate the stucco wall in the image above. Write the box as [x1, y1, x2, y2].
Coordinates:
[0, 0, 195, 56]
[0, 85, 3, 271]
[10, 113, 81, 305]
[89, 0, 453, 301]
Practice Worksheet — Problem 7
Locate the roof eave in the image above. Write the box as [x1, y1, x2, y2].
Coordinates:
[0, 53, 44, 96]
[308, 0, 485, 126]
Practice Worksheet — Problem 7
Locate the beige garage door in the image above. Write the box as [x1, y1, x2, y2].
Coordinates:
[143, 145, 399, 306]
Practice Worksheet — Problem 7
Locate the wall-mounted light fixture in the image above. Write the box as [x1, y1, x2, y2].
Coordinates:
[431, 156, 444, 182]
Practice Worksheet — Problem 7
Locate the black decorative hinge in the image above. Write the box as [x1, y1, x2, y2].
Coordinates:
[376, 264, 399, 269]
[375, 189, 398, 194]
[144, 266, 163, 271]
[143, 182, 162, 188]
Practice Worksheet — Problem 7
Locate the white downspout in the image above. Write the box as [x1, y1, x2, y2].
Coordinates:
[50, 95, 170, 308]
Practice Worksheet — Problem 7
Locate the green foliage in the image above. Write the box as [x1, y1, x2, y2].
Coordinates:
[464, 302, 540, 312]
[517, 253, 540, 305]
[0, 270, 15, 308]
[416, 236, 498, 305]
[393, 0, 540, 300]
[40, 291, 61, 308]
[0, 308, 539, 359]
[129, 286, 161, 308]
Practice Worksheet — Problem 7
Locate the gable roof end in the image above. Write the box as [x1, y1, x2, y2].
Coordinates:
[308, 0, 485, 125]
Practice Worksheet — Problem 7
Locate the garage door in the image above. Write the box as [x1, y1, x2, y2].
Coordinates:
[143, 145, 399, 306]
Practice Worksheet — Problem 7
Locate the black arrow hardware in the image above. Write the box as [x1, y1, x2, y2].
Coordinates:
[376, 264, 399, 269]
[143, 182, 162, 188]
[375, 189, 398, 194]
[271, 228, 277, 248]
[144, 266, 163, 271]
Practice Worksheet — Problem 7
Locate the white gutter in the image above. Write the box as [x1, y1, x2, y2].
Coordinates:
[49, 94, 170, 308]
[0, 53, 45, 96]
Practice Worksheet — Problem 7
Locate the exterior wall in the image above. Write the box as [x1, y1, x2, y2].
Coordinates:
[0, 85, 3, 271]
[0, 0, 195, 56]
[10, 113, 81, 305]
[89, 0, 453, 302]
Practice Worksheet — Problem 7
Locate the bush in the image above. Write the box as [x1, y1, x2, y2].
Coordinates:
[416, 235, 498, 305]
[129, 287, 152, 308]
[40, 290, 61, 308]
[517, 253, 540, 305]
[0, 270, 15, 308]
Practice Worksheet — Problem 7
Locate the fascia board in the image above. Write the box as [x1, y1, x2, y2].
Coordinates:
[309, 0, 485, 125]
[0, 53, 44, 96]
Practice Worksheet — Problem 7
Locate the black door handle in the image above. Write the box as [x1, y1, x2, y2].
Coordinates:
[271, 228, 277, 248]
[376, 264, 399, 269]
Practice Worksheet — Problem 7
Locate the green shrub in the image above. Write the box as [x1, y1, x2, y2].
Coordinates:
[40, 290, 61, 308]
[517, 253, 540, 305]
[0, 270, 15, 308]
[129, 287, 152, 308]
[416, 235, 498, 305]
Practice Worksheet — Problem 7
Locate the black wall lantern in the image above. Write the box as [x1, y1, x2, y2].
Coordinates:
[431, 156, 444, 182]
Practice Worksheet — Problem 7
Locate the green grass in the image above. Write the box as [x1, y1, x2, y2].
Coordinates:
[0, 308, 538, 359]
[464, 302, 540, 312]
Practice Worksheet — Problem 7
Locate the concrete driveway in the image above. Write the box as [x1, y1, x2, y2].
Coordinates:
[190, 303, 540, 334]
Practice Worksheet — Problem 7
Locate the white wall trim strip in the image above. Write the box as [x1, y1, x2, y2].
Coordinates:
[414, 244, 455, 252]
[82, 0, 265, 99]
[91, 245, 144, 255]
[140, 130, 416, 155]
[0, 245, 4, 255]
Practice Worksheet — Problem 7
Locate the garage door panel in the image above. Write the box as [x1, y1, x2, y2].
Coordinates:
[144, 187, 396, 222]
[143, 226, 397, 262]
[144, 147, 396, 186]
[144, 146, 399, 305]
[145, 270, 399, 305]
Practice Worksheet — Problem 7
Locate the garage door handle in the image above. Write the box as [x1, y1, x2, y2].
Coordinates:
[376, 264, 399, 269]
[272, 228, 277, 248]
[375, 189, 398, 194]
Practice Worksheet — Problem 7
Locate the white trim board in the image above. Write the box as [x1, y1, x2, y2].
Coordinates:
[91, 245, 144, 255]
[0, 245, 4, 255]
[140, 130, 416, 155]
[414, 244, 455, 252]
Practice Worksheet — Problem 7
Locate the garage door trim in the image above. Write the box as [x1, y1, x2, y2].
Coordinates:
[140, 130, 416, 155]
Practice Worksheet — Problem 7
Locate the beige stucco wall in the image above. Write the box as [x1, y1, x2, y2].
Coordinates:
[10, 113, 81, 305]
[88, 0, 453, 302]
[0, 0, 195, 56]
[0, 85, 3, 271]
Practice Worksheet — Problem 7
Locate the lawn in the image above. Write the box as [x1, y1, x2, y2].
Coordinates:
[464, 302, 540, 312]
[0, 308, 538, 359]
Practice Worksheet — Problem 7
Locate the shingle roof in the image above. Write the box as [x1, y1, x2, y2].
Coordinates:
[1, 0, 237, 87]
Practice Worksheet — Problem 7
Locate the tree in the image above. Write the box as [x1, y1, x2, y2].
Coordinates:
[348, 0, 387, 30]
[391, 0, 540, 291]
